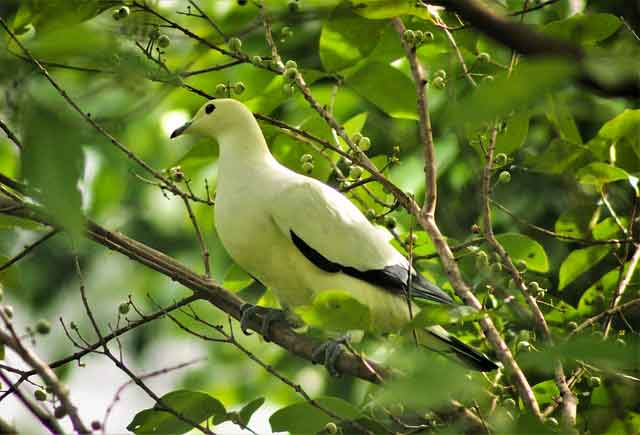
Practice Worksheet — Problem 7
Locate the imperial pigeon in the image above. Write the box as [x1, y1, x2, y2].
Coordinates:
[171, 99, 497, 372]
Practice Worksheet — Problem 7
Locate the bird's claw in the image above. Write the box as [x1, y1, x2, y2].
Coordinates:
[312, 334, 350, 377]
[239, 303, 287, 342]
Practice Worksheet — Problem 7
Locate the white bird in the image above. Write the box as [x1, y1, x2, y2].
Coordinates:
[171, 99, 497, 372]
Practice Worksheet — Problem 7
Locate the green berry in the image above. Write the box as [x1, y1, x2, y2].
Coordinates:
[157, 35, 171, 48]
[498, 171, 511, 184]
[547, 417, 559, 426]
[495, 153, 508, 166]
[477, 52, 491, 63]
[529, 281, 540, 292]
[34, 389, 47, 401]
[91, 421, 102, 431]
[118, 302, 130, 315]
[117, 6, 130, 19]
[35, 319, 51, 335]
[301, 162, 313, 173]
[483, 75, 495, 82]
[503, 398, 516, 409]
[284, 67, 298, 81]
[4, 306, 13, 319]
[300, 153, 313, 163]
[282, 83, 295, 97]
[349, 166, 363, 179]
[54, 406, 67, 419]
[366, 209, 376, 219]
[490, 262, 503, 274]
[567, 321, 578, 331]
[402, 29, 415, 44]
[517, 259, 528, 271]
[324, 422, 338, 434]
[414, 30, 424, 44]
[216, 83, 228, 97]
[358, 136, 371, 151]
[517, 340, 531, 352]
[285, 60, 297, 69]
[434, 69, 447, 80]
[280, 26, 292, 40]
[475, 251, 489, 269]
[228, 37, 242, 52]
[485, 293, 499, 309]
[384, 216, 397, 230]
[588, 376, 601, 388]
[425, 31, 434, 41]
[431, 76, 446, 89]
[251, 55, 263, 65]
[351, 133, 363, 144]
[233, 82, 246, 95]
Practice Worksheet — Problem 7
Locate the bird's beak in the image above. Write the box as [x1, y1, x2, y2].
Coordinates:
[170, 120, 192, 139]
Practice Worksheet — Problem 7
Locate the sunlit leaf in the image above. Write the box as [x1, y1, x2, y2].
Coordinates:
[495, 111, 529, 154]
[351, 0, 434, 20]
[544, 13, 622, 45]
[559, 245, 611, 290]
[238, 397, 264, 427]
[494, 233, 549, 273]
[576, 162, 630, 190]
[295, 290, 371, 332]
[127, 390, 226, 434]
[270, 396, 361, 434]
[405, 304, 483, 329]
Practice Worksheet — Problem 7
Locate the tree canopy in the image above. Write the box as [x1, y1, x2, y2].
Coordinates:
[0, 0, 639, 434]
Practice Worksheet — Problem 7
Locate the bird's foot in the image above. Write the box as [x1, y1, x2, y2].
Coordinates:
[312, 334, 351, 377]
[239, 304, 288, 342]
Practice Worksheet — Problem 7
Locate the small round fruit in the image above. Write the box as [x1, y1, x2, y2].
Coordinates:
[35, 319, 51, 335]
[495, 153, 508, 166]
[228, 37, 242, 52]
[477, 52, 491, 63]
[351, 133, 363, 144]
[300, 153, 313, 163]
[483, 75, 495, 82]
[251, 55, 263, 65]
[403, 29, 416, 44]
[284, 67, 298, 81]
[216, 83, 228, 97]
[285, 60, 298, 69]
[366, 209, 376, 219]
[157, 35, 171, 48]
[91, 421, 102, 431]
[414, 30, 424, 43]
[424, 31, 434, 41]
[118, 302, 130, 315]
[498, 171, 511, 184]
[567, 321, 578, 331]
[117, 6, 130, 19]
[434, 69, 447, 80]
[301, 162, 314, 173]
[4, 306, 13, 319]
[233, 82, 246, 95]
[547, 417, 559, 426]
[384, 216, 397, 230]
[34, 389, 47, 401]
[503, 398, 516, 409]
[475, 251, 489, 269]
[517, 340, 531, 352]
[349, 166, 363, 179]
[358, 136, 371, 151]
[324, 422, 338, 434]
[431, 76, 446, 89]
[588, 376, 602, 388]
[54, 406, 67, 419]
[516, 259, 528, 271]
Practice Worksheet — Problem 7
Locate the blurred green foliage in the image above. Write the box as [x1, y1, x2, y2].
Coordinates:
[0, 0, 639, 433]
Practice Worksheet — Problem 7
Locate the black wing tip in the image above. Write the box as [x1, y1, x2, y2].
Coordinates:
[448, 335, 499, 372]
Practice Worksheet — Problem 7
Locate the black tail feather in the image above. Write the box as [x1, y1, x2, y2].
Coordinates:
[426, 329, 499, 372]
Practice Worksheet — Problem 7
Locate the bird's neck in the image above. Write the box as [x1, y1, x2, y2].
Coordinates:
[217, 123, 279, 175]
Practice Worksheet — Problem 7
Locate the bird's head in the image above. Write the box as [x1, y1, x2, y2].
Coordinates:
[170, 98, 254, 141]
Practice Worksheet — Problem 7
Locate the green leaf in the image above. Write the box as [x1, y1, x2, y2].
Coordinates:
[295, 290, 371, 332]
[576, 162, 630, 190]
[223, 264, 254, 292]
[270, 396, 361, 434]
[544, 13, 622, 45]
[546, 96, 582, 144]
[554, 206, 597, 239]
[598, 109, 640, 143]
[346, 62, 418, 120]
[593, 217, 627, 240]
[13, 0, 112, 33]
[529, 380, 560, 408]
[494, 233, 549, 273]
[320, 4, 385, 72]
[558, 245, 611, 290]
[406, 304, 483, 329]
[22, 105, 84, 242]
[351, 0, 434, 20]
[577, 266, 619, 316]
[127, 390, 226, 434]
[446, 59, 577, 128]
[238, 397, 264, 427]
[525, 138, 588, 175]
[495, 111, 529, 154]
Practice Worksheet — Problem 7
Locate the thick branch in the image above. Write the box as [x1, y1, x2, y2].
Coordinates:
[0, 197, 388, 384]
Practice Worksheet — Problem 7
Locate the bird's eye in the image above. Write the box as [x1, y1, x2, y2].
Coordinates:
[205, 103, 216, 114]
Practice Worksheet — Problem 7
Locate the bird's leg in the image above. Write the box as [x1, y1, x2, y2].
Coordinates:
[239, 303, 299, 342]
[312, 333, 351, 377]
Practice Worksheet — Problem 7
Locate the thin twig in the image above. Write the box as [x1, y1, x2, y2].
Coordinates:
[0, 119, 22, 150]
[0, 230, 58, 272]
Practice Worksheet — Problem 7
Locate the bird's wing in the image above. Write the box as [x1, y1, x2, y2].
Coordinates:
[270, 179, 454, 305]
